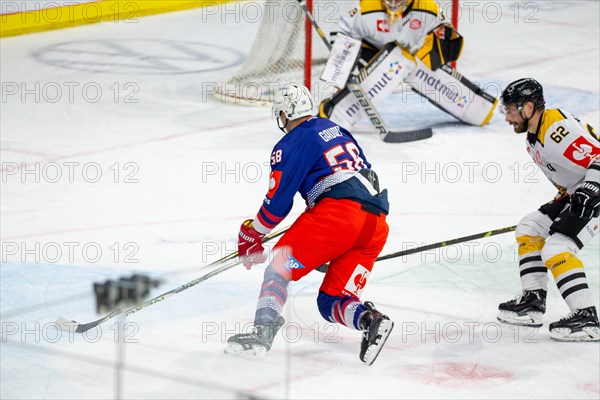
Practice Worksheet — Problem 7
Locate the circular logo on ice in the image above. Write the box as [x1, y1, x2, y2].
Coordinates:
[32, 39, 245, 75]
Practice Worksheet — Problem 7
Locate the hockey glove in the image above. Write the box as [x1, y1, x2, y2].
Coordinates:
[238, 219, 266, 270]
[570, 181, 600, 219]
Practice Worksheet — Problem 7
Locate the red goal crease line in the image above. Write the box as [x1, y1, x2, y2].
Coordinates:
[0, 0, 237, 38]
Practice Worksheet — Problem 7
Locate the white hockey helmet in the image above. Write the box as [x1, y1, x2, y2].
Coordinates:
[272, 83, 314, 133]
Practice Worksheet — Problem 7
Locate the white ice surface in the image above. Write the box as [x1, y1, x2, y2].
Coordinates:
[1, 1, 599, 399]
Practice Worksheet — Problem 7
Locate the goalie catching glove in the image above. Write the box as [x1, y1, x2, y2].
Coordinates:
[570, 181, 600, 219]
[238, 219, 266, 269]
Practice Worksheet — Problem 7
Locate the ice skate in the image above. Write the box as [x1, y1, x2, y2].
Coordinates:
[497, 289, 546, 327]
[224, 316, 285, 357]
[549, 307, 600, 342]
[359, 302, 394, 366]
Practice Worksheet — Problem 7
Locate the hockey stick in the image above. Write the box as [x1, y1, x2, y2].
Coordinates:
[297, 0, 432, 143]
[311, 225, 516, 273]
[375, 225, 517, 262]
[56, 226, 290, 333]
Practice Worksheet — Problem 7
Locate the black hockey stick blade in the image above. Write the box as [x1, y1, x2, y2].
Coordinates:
[381, 127, 433, 143]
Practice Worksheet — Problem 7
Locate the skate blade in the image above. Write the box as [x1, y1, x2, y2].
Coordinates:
[363, 319, 394, 366]
[497, 311, 543, 327]
[223, 343, 268, 358]
[550, 327, 600, 342]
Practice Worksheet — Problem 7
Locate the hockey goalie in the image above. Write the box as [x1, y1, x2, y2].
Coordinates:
[319, 0, 498, 129]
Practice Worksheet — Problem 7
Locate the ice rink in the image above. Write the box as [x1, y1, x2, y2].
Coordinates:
[1, 1, 599, 399]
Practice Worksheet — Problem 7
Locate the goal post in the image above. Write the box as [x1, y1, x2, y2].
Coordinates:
[304, 0, 313, 90]
[451, 0, 459, 68]
[215, 0, 459, 105]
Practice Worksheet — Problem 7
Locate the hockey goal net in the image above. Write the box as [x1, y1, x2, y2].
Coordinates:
[216, 0, 459, 105]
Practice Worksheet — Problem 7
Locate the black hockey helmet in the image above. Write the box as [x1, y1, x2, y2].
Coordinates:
[501, 78, 545, 110]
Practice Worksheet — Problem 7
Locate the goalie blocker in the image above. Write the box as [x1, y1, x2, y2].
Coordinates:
[320, 41, 497, 128]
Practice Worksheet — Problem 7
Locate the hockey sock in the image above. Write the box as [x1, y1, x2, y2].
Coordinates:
[517, 235, 548, 290]
[547, 252, 595, 311]
[317, 291, 367, 330]
[254, 264, 289, 325]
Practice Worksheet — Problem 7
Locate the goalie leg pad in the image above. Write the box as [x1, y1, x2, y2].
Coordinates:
[404, 58, 498, 126]
[320, 33, 362, 89]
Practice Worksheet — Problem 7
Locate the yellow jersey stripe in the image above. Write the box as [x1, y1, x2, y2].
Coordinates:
[536, 109, 568, 146]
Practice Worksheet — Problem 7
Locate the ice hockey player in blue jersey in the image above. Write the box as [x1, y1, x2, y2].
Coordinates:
[226, 83, 394, 365]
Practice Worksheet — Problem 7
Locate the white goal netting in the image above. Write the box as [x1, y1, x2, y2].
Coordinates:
[215, 0, 354, 104]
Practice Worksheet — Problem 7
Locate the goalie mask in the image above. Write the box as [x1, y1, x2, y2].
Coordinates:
[272, 84, 314, 133]
[384, 0, 408, 24]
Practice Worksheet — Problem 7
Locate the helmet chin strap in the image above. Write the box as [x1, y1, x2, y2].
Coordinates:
[277, 114, 289, 134]
[519, 105, 533, 132]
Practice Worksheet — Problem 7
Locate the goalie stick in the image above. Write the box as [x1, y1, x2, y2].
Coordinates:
[297, 0, 432, 143]
[56, 226, 290, 333]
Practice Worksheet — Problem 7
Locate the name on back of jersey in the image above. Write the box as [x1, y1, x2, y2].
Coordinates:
[318, 126, 343, 142]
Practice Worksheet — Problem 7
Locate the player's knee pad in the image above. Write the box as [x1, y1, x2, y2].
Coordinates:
[516, 235, 545, 257]
[541, 233, 580, 267]
[516, 211, 553, 238]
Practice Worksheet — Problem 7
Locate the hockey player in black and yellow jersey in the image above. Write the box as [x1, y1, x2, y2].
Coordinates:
[319, 0, 497, 130]
[338, 0, 462, 69]
[498, 78, 599, 342]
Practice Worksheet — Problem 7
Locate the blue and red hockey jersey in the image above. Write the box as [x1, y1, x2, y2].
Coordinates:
[253, 117, 386, 234]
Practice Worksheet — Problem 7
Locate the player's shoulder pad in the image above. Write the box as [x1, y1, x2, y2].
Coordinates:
[358, 0, 385, 15]
[537, 109, 568, 145]
[409, 0, 440, 16]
